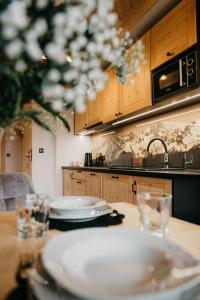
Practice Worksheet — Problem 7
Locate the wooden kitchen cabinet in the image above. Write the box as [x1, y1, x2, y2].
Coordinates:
[72, 170, 87, 181]
[101, 67, 120, 123]
[72, 179, 87, 196]
[150, 0, 197, 70]
[87, 93, 102, 127]
[133, 176, 172, 204]
[119, 32, 151, 116]
[115, 0, 158, 31]
[63, 169, 74, 195]
[102, 173, 134, 204]
[63, 169, 87, 195]
[87, 172, 102, 198]
[74, 109, 88, 134]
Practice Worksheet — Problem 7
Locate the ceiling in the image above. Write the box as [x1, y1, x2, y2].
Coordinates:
[114, 0, 181, 40]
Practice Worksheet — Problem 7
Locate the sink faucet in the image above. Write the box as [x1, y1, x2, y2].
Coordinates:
[146, 138, 169, 169]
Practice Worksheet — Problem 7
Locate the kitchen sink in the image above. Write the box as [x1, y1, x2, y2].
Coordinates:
[108, 166, 200, 172]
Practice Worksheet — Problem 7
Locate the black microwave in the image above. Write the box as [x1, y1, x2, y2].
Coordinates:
[152, 48, 197, 102]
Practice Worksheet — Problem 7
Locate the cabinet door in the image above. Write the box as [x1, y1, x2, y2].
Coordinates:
[74, 109, 88, 134]
[73, 170, 87, 181]
[101, 68, 120, 123]
[119, 32, 151, 116]
[115, 0, 158, 31]
[102, 173, 134, 204]
[72, 180, 87, 196]
[135, 176, 172, 196]
[87, 172, 102, 198]
[63, 169, 73, 195]
[87, 94, 102, 127]
[150, 0, 197, 70]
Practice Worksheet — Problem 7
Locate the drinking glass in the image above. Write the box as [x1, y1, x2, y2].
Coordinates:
[183, 152, 193, 169]
[137, 192, 172, 237]
[16, 194, 50, 239]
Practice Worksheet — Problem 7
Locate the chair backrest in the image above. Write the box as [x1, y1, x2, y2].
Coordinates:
[0, 172, 35, 210]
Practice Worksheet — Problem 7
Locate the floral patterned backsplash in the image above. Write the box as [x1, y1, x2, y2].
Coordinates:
[91, 104, 200, 166]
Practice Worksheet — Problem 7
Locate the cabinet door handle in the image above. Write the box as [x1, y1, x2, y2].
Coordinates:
[115, 113, 119, 117]
[77, 170, 81, 173]
[77, 181, 82, 184]
[166, 51, 174, 57]
[90, 173, 96, 176]
[70, 173, 74, 180]
[132, 183, 137, 194]
[112, 176, 119, 179]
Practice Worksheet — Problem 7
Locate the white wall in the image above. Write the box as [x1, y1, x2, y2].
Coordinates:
[32, 111, 91, 196]
[55, 122, 91, 196]
[32, 123, 56, 196]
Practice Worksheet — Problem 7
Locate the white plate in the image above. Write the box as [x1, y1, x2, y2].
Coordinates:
[49, 196, 106, 216]
[49, 205, 112, 221]
[42, 228, 200, 300]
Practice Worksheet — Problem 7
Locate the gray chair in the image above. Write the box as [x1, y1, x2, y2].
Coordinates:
[0, 172, 35, 211]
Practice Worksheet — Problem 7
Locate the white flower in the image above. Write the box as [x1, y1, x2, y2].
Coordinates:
[52, 84, 65, 98]
[95, 81, 105, 92]
[34, 19, 47, 36]
[64, 89, 75, 102]
[42, 85, 53, 98]
[1, 1, 28, 30]
[51, 99, 63, 111]
[63, 70, 79, 82]
[75, 100, 86, 113]
[107, 13, 118, 25]
[15, 60, 27, 72]
[53, 13, 66, 27]
[5, 39, 23, 59]
[2, 26, 17, 40]
[87, 88, 96, 101]
[71, 58, 82, 68]
[45, 43, 66, 63]
[36, 0, 48, 9]
[48, 69, 61, 82]
[26, 41, 43, 61]
[87, 42, 97, 54]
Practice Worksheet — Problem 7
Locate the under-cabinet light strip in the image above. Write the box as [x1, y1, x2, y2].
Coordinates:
[99, 131, 116, 137]
[112, 93, 200, 126]
[80, 130, 95, 136]
[136, 107, 200, 127]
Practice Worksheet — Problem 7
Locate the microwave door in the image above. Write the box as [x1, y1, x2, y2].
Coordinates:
[153, 59, 186, 101]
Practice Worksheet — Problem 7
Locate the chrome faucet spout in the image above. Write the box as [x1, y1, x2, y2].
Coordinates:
[146, 138, 169, 168]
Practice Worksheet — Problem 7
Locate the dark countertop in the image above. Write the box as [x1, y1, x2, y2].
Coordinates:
[62, 166, 200, 179]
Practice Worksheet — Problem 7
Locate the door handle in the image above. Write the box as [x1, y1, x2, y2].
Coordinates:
[112, 176, 119, 179]
[179, 59, 183, 87]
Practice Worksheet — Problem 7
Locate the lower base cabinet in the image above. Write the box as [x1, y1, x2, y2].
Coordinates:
[63, 170, 172, 206]
[87, 172, 102, 198]
[102, 173, 134, 204]
[133, 176, 172, 205]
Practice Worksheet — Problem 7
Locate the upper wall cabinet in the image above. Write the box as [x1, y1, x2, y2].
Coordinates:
[87, 93, 102, 127]
[115, 0, 158, 32]
[150, 0, 197, 70]
[75, 93, 102, 134]
[119, 32, 151, 116]
[74, 108, 88, 134]
[101, 67, 120, 123]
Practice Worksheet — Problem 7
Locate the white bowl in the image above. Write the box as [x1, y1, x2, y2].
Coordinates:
[42, 228, 200, 300]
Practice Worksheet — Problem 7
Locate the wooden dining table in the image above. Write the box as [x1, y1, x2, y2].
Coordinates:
[0, 202, 200, 300]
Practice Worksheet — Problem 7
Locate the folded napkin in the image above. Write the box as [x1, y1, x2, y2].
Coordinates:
[49, 209, 124, 231]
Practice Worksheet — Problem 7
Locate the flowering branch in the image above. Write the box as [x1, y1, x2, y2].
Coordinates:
[0, 0, 144, 131]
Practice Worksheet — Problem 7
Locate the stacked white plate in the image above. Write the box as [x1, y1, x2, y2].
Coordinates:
[41, 228, 200, 300]
[49, 196, 112, 222]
